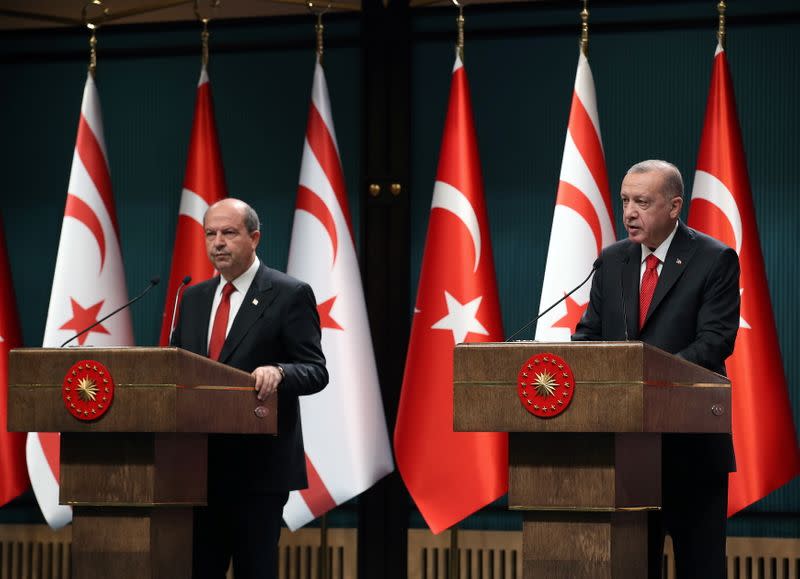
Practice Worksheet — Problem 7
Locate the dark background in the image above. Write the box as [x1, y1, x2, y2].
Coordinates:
[0, 0, 797, 559]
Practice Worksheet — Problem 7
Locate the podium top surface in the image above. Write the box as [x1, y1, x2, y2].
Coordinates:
[453, 341, 731, 434]
[7, 347, 275, 434]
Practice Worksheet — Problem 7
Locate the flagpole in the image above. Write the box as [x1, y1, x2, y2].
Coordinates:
[449, 4, 465, 577]
[194, 0, 220, 67]
[306, 9, 332, 577]
[580, 0, 589, 56]
[82, 0, 107, 76]
[717, 0, 726, 48]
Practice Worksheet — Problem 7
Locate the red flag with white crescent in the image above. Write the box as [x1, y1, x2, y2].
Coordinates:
[0, 212, 29, 507]
[394, 55, 507, 534]
[282, 57, 394, 530]
[160, 65, 227, 345]
[27, 73, 134, 529]
[536, 50, 614, 339]
[688, 44, 800, 515]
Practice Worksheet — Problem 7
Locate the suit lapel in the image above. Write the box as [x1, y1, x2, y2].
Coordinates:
[622, 243, 641, 339]
[218, 265, 276, 364]
[643, 222, 697, 328]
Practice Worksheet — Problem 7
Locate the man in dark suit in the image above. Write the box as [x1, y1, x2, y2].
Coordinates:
[171, 198, 328, 579]
[573, 160, 740, 578]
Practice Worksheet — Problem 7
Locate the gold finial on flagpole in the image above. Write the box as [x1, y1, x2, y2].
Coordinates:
[194, 0, 220, 67]
[307, 1, 331, 63]
[717, 0, 727, 49]
[453, 0, 465, 62]
[580, 0, 589, 56]
[82, 0, 108, 76]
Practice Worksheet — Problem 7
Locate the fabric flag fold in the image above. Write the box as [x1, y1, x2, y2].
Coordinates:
[535, 50, 614, 340]
[160, 65, 227, 345]
[688, 43, 800, 516]
[394, 55, 507, 534]
[0, 212, 29, 507]
[283, 57, 394, 530]
[27, 73, 134, 529]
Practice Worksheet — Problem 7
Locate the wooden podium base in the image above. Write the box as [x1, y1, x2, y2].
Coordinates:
[61, 432, 207, 579]
[72, 507, 193, 579]
[522, 511, 648, 578]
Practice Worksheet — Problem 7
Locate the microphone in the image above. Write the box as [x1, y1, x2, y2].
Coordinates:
[620, 256, 630, 341]
[168, 275, 192, 346]
[506, 258, 602, 342]
[60, 277, 161, 348]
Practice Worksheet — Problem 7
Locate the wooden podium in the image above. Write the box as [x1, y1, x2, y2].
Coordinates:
[7, 347, 277, 579]
[453, 341, 731, 578]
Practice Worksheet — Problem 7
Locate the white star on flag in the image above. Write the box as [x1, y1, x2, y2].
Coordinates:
[431, 291, 489, 344]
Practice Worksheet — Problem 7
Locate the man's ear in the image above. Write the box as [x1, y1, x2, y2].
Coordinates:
[671, 196, 684, 219]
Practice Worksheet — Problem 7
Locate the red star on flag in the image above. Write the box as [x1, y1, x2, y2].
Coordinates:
[317, 296, 343, 331]
[59, 298, 109, 345]
[552, 294, 588, 335]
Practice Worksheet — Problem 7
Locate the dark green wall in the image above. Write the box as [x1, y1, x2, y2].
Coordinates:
[1, 0, 798, 539]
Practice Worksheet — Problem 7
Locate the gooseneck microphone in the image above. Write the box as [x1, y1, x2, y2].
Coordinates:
[506, 258, 602, 342]
[168, 275, 192, 345]
[60, 277, 161, 348]
[620, 256, 630, 341]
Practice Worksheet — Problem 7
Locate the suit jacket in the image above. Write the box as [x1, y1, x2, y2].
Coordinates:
[573, 221, 740, 473]
[171, 263, 328, 496]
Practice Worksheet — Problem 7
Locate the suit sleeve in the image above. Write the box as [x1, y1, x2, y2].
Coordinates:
[676, 247, 740, 370]
[572, 261, 604, 342]
[278, 282, 329, 397]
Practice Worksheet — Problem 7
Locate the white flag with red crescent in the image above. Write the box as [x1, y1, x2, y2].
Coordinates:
[535, 51, 615, 340]
[27, 73, 134, 529]
[283, 58, 394, 530]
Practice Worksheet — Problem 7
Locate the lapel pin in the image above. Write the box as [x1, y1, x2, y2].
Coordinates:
[252, 298, 259, 306]
[675, 258, 682, 265]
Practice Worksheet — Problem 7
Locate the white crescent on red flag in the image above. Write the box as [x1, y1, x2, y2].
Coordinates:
[394, 55, 507, 534]
[283, 57, 394, 530]
[688, 43, 800, 516]
[160, 66, 227, 345]
[0, 213, 29, 507]
[27, 73, 134, 529]
[536, 50, 614, 340]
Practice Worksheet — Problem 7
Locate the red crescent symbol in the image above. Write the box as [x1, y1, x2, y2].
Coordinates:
[556, 180, 603, 255]
[65, 193, 107, 271]
[296, 185, 338, 263]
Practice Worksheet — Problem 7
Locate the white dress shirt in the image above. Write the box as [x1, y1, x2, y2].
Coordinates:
[207, 257, 260, 350]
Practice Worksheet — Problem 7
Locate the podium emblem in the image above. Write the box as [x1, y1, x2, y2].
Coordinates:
[517, 353, 575, 418]
[62, 360, 115, 421]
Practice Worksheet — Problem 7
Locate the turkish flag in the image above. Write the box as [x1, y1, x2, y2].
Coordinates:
[688, 44, 800, 515]
[27, 73, 134, 529]
[282, 57, 394, 530]
[394, 56, 507, 534]
[0, 212, 29, 507]
[160, 65, 227, 345]
[536, 49, 615, 340]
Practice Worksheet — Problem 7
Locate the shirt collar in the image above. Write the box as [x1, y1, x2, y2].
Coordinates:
[641, 221, 679, 264]
[219, 257, 260, 295]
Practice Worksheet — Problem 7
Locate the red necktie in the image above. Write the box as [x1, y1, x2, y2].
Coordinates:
[208, 282, 236, 361]
[639, 254, 660, 329]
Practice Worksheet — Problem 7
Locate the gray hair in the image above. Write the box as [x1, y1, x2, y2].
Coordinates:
[204, 198, 261, 233]
[242, 204, 260, 233]
[626, 159, 684, 200]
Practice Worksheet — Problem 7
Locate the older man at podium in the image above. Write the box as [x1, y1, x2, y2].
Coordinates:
[573, 160, 740, 579]
[171, 198, 328, 579]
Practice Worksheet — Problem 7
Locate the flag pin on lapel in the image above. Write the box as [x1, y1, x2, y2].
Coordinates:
[252, 298, 259, 306]
[676, 258, 682, 265]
